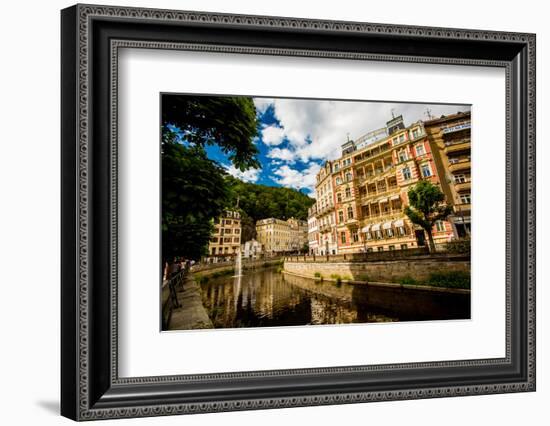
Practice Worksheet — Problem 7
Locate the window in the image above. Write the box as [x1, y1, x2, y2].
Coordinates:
[334, 164, 340, 171]
[234, 237, 240, 242]
[337, 193, 342, 203]
[352, 231, 359, 242]
[345, 172, 352, 182]
[415, 144, 425, 155]
[402, 167, 412, 180]
[392, 137, 398, 144]
[460, 193, 471, 204]
[341, 232, 347, 244]
[386, 228, 394, 238]
[235, 229, 240, 234]
[435, 221, 446, 232]
[378, 247, 384, 252]
[375, 230, 382, 239]
[389, 245, 395, 250]
[421, 164, 432, 177]
[343, 158, 351, 166]
[225, 228, 232, 234]
[336, 177, 342, 185]
[347, 207, 354, 219]
[338, 211, 344, 222]
[367, 248, 373, 253]
[398, 226, 406, 236]
[400, 244, 408, 250]
[412, 128, 420, 139]
[224, 238, 232, 243]
[366, 232, 372, 240]
[211, 248, 216, 255]
[398, 151, 408, 162]
[345, 187, 351, 198]
[454, 174, 467, 183]
[210, 237, 218, 243]
[399, 133, 406, 142]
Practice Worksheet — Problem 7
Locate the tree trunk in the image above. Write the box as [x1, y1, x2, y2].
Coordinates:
[426, 228, 436, 253]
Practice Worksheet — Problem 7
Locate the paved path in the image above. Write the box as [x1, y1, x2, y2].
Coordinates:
[167, 275, 213, 330]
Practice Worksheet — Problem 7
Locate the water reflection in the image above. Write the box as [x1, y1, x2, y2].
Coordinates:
[200, 267, 470, 329]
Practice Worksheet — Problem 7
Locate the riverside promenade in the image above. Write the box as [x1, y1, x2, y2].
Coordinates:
[162, 271, 213, 331]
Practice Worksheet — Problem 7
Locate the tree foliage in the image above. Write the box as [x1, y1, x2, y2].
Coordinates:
[162, 95, 260, 170]
[162, 130, 231, 261]
[404, 180, 452, 252]
[225, 176, 315, 223]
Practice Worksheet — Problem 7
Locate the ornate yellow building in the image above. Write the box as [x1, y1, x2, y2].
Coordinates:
[208, 210, 241, 257]
[256, 217, 308, 254]
[308, 114, 460, 254]
[424, 111, 471, 238]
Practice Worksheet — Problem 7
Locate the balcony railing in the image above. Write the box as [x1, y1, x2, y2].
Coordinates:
[448, 159, 471, 173]
[453, 181, 471, 193]
[444, 140, 471, 155]
[315, 204, 335, 217]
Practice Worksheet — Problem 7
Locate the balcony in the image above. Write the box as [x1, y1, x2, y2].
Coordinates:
[315, 204, 335, 217]
[454, 203, 471, 214]
[319, 224, 332, 233]
[444, 140, 471, 155]
[448, 159, 471, 173]
[454, 181, 471, 193]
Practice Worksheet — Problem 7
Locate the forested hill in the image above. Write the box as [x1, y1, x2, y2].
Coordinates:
[225, 176, 315, 222]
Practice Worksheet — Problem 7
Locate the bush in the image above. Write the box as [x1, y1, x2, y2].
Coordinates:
[445, 237, 471, 255]
[314, 271, 322, 278]
[330, 274, 342, 286]
[398, 275, 417, 285]
[426, 271, 470, 289]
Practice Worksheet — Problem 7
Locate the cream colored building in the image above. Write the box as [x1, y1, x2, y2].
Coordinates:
[208, 210, 241, 257]
[256, 217, 308, 254]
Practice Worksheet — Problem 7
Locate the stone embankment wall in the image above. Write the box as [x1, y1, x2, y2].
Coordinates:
[283, 256, 469, 283]
[191, 257, 283, 277]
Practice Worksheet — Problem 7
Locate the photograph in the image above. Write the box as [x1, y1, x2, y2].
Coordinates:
[161, 94, 472, 331]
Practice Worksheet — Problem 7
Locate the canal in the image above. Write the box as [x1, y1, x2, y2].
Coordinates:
[199, 266, 470, 329]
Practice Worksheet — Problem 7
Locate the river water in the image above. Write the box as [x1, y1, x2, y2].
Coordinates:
[199, 267, 470, 329]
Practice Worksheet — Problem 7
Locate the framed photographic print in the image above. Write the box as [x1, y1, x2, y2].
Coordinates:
[61, 4, 536, 421]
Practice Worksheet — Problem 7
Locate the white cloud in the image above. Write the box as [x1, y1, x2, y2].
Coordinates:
[256, 98, 470, 163]
[253, 98, 273, 114]
[272, 162, 321, 193]
[261, 125, 285, 146]
[266, 147, 296, 163]
[224, 164, 260, 183]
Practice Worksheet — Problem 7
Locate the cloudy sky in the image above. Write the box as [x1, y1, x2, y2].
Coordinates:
[207, 97, 471, 197]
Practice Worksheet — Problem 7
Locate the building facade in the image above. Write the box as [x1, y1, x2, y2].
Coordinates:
[207, 210, 241, 257]
[313, 161, 339, 255]
[309, 115, 458, 254]
[256, 217, 308, 254]
[307, 204, 319, 255]
[243, 239, 263, 259]
[424, 111, 472, 238]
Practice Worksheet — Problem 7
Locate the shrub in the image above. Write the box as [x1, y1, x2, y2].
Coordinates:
[330, 274, 342, 286]
[314, 271, 322, 278]
[426, 271, 470, 289]
[398, 275, 417, 285]
[445, 237, 471, 255]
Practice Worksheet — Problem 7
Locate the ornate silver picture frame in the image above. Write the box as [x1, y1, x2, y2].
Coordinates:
[61, 4, 535, 420]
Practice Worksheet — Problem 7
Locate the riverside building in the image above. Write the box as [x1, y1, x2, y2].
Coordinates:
[423, 111, 472, 238]
[309, 114, 458, 254]
[207, 210, 241, 258]
[256, 217, 308, 254]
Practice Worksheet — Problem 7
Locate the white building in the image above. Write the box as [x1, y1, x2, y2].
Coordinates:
[307, 204, 319, 255]
[243, 239, 263, 259]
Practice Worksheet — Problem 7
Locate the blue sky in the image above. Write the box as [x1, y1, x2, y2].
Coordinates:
[199, 97, 470, 196]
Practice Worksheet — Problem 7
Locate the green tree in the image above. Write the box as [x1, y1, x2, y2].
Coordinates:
[404, 181, 452, 253]
[162, 95, 260, 170]
[161, 95, 260, 268]
[162, 130, 230, 262]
